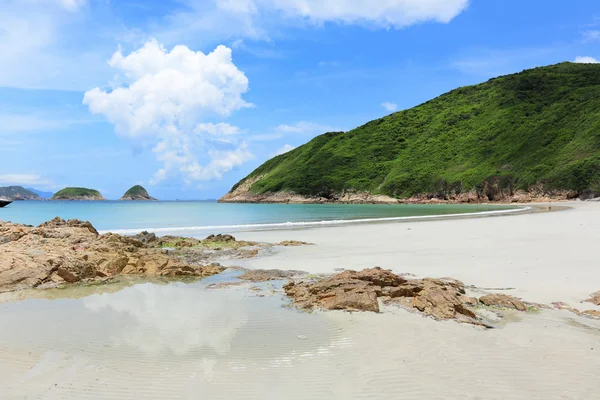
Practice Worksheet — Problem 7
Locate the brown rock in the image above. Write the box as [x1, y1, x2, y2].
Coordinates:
[584, 291, 600, 306]
[0, 219, 226, 293]
[276, 241, 314, 247]
[479, 294, 526, 311]
[238, 269, 306, 282]
[284, 268, 478, 323]
[582, 310, 600, 318]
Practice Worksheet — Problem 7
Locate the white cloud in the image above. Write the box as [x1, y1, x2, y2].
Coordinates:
[84, 39, 254, 184]
[195, 123, 241, 136]
[255, 0, 470, 27]
[273, 144, 296, 156]
[153, 0, 469, 50]
[381, 102, 398, 112]
[0, 174, 53, 187]
[574, 56, 600, 64]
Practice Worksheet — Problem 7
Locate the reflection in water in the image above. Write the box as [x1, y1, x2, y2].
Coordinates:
[83, 283, 250, 357]
[0, 280, 348, 398]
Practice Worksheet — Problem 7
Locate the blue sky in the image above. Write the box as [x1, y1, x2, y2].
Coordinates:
[1, 0, 599, 200]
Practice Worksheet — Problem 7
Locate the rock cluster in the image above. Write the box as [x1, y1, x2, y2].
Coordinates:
[0, 217, 225, 293]
[284, 267, 481, 322]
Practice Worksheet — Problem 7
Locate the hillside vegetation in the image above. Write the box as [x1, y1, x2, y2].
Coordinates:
[225, 63, 600, 202]
[52, 187, 104, 200]
[0, 186, 40, 200]
[120, 185, 157, 201]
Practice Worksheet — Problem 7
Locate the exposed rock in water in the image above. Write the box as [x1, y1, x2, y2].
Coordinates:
[0, 218, 226, 293]
[584, 291, 600, 306]
[238, 269, 307, 282]
[479, 294, 527, 311]
[284, 267, 480, 324]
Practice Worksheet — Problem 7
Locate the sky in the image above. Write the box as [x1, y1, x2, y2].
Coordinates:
[1, 0, 599, 200]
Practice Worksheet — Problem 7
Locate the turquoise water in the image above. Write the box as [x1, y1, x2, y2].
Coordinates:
[0, 201, 521, 235]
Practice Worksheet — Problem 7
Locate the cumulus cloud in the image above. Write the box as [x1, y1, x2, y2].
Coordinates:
[574, 56, 600, 64]
[381, 102, 398, 112]
[83, 38, 254, 184]
[273, 144, 296, 156]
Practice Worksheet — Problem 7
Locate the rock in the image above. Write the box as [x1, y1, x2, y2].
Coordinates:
[133, 231, 158, 245]
[479, 294, 527, 311]
[582, 310, 600, 318]
[238, 269, 306, 282]
[584, 291, 600, 306]
[284, 267, 480, 323]
[0, 219, 225, 293]
[276, 241, 314, 247]
[284, 278, 380, 313]
[204, 234, 236, 243]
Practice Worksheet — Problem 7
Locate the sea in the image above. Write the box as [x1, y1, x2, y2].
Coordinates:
[0, 200, 523, 236]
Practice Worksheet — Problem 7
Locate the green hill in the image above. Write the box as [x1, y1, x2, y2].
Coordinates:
[52, 187, 105, 200]
[0, 186, 41, 200]
[222, 63, 600, 203]
[120, 185, 157, 201]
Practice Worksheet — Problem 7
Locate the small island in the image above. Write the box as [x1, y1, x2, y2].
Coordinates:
[119, 185, 157, 201]
[51, 187, 105, 201]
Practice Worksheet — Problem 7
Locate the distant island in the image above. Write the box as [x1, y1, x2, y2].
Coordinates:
[0, 186, 41, 200]
[120, 185, 157, 201]
[52, 187, 105, 201]
[221, 63, 600, 204]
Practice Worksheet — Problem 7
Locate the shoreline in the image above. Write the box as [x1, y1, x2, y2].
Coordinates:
[98, 204, 539, 236]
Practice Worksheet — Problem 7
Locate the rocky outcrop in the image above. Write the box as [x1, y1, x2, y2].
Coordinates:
[0, 217, 227, 293]
[284, 267, 480, 324]
[119, 185, 157, 201]
[479, 294, 527, 311]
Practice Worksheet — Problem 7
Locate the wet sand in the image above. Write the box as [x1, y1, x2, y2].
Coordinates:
[1, 201, 600, 399]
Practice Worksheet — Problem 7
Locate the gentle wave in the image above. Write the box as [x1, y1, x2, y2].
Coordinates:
[99, 206, 531, 235]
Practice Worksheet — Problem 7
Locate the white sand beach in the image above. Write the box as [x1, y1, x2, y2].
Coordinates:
[1, 202, 599, 399]
[237, 202, 600, 309]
